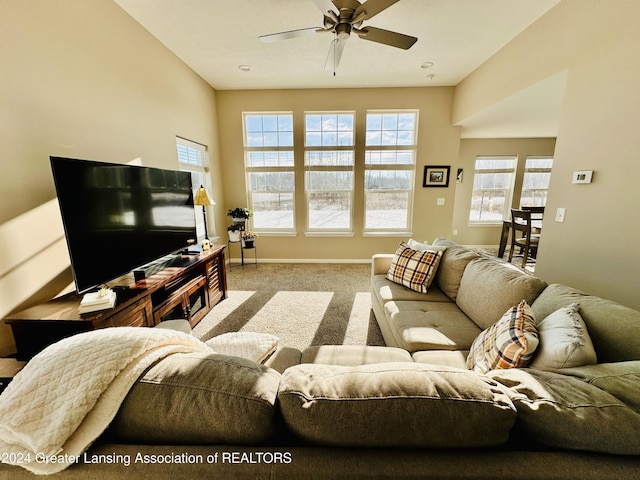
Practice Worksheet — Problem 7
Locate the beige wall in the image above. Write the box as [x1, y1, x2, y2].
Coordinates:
[453, 138, 556, 246]
[215, 87, 462, 261]
[453, 0, 640, 309]
[0, 0, 223, 355]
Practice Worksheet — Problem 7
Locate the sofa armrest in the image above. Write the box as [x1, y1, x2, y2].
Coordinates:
[371, 254, 394, 276]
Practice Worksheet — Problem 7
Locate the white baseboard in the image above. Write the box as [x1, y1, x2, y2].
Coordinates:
[226, 258, 372, 265]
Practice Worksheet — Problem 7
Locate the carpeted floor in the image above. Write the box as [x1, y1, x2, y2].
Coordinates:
[193, 263, 385, 351]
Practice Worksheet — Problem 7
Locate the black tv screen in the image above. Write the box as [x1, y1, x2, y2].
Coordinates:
[51, 156, 197, 293]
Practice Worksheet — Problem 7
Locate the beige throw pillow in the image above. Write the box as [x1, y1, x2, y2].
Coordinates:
[466, 300, 539, 374]
[529, 303, 597, 370]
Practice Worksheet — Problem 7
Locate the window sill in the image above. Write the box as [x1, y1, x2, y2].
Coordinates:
[362, 231, 413, 237]
[304, 231, 355, 237]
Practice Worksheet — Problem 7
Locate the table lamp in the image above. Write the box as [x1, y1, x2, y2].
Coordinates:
[193, 185, 215, 240]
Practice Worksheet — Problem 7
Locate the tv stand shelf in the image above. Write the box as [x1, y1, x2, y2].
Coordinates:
[4, 245, 227, 360]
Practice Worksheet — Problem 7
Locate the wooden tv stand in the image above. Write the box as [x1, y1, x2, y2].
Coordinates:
[4, 245, 227, 360]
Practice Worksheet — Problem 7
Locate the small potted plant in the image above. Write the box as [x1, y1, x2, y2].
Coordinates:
[227, 223, 243, 242]
[227, 207, 251, 223]
[241, 231, 258, 248]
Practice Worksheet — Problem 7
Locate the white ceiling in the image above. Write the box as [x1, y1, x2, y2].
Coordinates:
[113, 0, 563, 138]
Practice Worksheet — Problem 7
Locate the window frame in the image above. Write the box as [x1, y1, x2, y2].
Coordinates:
[363, 109, 418, 234]
[520, 156, 554, 208]
[176, 136, 215, 240]
[304, 111, 356, 235]
[242, 112, 296, 234]
[468, 155, 518, 225]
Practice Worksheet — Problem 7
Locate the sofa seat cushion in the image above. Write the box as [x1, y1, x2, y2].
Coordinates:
[372, 274, 452, 306]
[412, 350, 469, 369]
[110, 352, 281, 444]
[301, 345, 413, 365]
[531, 284, 640, 363]
[384, 300, 482, 352]
[490, 368, 640, 455]
[278, 363, 516, 448]
[456, 258, 547, 330]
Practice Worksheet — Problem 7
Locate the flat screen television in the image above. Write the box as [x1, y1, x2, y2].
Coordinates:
[51, 156, 198, 293]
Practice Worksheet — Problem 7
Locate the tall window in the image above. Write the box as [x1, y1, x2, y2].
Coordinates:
[176, 137, 214, 239]
[469, 156, 517, 223]
[364, 110, 418, 232]
[304, 112, 355, 232]
[520, 156, 553, 207]
[243, 113, 295, 232]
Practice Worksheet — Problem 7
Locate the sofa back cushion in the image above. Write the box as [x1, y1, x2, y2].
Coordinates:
[110, 352, 281, 444]
[432, 239, 479, 301]
[278, 362, 516, 449]
[531, 283, 640, 363]
[456, 258, 547, 330]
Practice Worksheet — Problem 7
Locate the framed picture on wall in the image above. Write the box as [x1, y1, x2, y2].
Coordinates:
[423, 165, 451, 187]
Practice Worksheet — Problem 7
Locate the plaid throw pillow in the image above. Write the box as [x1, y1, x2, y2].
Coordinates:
[466, 300, 539, 374]
[386, 242, 443, 293]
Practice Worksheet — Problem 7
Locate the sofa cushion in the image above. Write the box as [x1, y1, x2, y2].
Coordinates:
[386, 242, 443, 293]
[529, 303, 597, 370]
[456, 257, 547, 330]
[531, 283, 640, 363]
[110, 352, 281, 444]
[490, 368, 640, 455]
[407, 238, 448, 252]
[553, 360, 640, 412]
[431, 240, 480, 301]
[412, 350, 469, 369]
[205, 331, 279, 364]
[278, 362, 516, 448]
[467, 300, 539, 374]
[385, 300, 482, 352]
[301, 345, 413, 365]
[372, 275, 452, 306]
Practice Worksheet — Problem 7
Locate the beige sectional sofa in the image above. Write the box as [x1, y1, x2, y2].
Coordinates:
[2, 239, 640, 479]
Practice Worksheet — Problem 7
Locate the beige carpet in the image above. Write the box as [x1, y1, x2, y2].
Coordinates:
[193, 263, 385, 351]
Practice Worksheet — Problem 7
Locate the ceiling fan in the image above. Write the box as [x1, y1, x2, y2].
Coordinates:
[258, 0, 417, 71]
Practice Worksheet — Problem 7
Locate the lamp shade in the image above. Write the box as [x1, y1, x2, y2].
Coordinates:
[193, 185, 215, 206]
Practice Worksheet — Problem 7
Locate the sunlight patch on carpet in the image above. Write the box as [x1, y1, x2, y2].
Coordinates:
[343, 292, 373, 345]
[239, 291, 334, 351]
[192, 290, 256, 338]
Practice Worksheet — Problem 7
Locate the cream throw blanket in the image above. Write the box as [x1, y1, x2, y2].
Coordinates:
[0, 327, 213, 475]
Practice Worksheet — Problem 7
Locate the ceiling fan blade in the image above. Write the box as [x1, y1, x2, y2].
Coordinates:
[356, 26, 417, 49]
[355, 0, 400, 21]
[325, 38, 347, 71]
[309, 0, 338, 16]
[259, 27, 322, 43]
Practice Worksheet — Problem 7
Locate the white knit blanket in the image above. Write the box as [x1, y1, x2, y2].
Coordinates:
[0, 327, 213, 475]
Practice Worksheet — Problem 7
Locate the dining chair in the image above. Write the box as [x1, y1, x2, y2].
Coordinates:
[508, 208, 540, 268]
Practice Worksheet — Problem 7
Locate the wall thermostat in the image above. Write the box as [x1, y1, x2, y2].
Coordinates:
[572, 170, 593, 184]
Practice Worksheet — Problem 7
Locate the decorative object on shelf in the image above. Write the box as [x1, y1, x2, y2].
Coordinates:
[227, 223, 243, 242]
[242, 231, 258, 248]
[423, 165, 451, 188]
[193, 185, 215, 240]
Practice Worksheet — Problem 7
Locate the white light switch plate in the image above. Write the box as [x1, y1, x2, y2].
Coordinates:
[437, 198, 445, 206]
[555, 207, 566, 222]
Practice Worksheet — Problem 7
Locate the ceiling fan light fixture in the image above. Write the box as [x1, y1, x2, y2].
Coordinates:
[335, 23, 352, 40]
